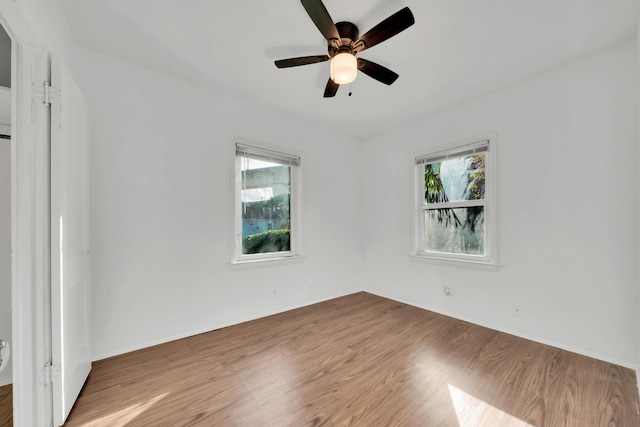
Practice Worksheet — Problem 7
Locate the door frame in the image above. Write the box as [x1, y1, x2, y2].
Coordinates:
[0, 2, 51, 426]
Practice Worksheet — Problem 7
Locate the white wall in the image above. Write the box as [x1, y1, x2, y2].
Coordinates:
[19, 0, 77, 62]
[363, 42, 638, 366]
[75, 48, 364, 359]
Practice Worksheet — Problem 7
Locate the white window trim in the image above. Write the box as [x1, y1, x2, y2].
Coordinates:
[229, 136, 305, 269]
[409, 132, 499, 270]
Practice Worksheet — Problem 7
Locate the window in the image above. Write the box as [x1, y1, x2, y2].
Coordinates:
[411, 134, 497, 269]
[231, 138, 303, 266]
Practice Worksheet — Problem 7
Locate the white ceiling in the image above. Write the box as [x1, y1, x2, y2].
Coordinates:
[60, 0, 640, 139]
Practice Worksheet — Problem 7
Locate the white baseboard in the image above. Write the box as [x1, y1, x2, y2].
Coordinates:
[92, 290, 360, 361]
[366, 290, 639, 371]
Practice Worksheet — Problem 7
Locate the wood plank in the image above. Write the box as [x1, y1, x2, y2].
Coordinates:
[0, 383, 12, 427]
[62, 293, 640, 426]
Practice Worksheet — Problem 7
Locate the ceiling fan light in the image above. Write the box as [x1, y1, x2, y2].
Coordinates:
[330, 53, 357, 85]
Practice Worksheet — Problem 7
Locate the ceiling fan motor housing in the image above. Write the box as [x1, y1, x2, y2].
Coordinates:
[329, 21, 359, 57]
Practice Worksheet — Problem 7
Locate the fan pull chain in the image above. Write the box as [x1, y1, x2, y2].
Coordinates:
[348, 83, 352, 97]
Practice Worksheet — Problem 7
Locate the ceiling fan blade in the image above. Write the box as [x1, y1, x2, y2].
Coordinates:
[356, 7, 415, 52]
[323, 78, 339, 97]
[357, 58, 399, 85]
[275, 55, 330, 68]
[301, 0, 340, 42]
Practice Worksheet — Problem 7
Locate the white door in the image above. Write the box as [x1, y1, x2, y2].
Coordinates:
[50, 55, 91, 427]
[0, 124, 10, 383]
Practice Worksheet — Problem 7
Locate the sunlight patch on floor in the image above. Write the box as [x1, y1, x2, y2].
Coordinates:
[83, 392, 169, 427]
[448, 384, 533, 427]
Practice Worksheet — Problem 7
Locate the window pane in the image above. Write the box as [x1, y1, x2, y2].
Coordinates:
[241, 157, 291, 254]
[424, 154, 485, 204]
[423, 207, 484, 255]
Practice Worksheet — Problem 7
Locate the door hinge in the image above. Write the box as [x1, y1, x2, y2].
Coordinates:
[40, 362, 60, 386]
[33, 81, 60, 106]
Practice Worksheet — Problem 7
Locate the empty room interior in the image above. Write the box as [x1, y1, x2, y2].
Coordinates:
[3, 0, 640, 426]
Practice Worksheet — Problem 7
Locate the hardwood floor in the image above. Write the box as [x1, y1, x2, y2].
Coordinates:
[63, 292, 639, 426]
[0, 384, 12, 427]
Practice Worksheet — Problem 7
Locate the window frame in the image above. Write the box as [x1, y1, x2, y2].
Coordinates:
[410, 133, 498, 270]
[230, 137, 304, 269]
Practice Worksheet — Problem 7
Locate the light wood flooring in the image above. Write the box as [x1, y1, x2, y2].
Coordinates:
[64, 292, 639, 426]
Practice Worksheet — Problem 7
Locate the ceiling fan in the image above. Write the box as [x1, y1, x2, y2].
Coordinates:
[275, 0, 415, 97]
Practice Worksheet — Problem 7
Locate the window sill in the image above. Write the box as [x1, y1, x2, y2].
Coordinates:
[229, 255, 307, 270]
[408, 254, 499, 271]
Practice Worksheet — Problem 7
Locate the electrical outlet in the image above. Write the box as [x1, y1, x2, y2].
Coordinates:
[443, 286, 453, 297]
[513, 305, 522, 316]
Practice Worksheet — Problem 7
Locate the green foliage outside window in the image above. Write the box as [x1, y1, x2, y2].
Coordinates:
[424, 163, 462, 228]
[424, 154, 485, 232]
[242, 229, 291, 254]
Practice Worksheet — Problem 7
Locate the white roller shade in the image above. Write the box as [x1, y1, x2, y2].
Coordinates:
[236, 143, 300, 167]
[416, 140, 488, 165]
